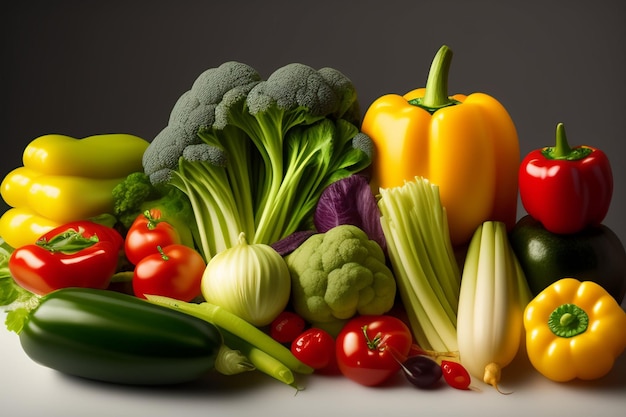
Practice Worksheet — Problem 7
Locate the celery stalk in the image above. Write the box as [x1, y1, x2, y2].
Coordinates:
[378, 177, 460, 352]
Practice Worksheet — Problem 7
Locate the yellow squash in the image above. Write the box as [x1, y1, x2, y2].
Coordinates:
[361, 45, 519, 247]
[524, 277, 626, 382]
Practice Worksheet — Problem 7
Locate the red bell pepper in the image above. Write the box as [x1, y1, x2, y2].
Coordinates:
[9, 220, 124, 295]
[519, 123, 613, 234]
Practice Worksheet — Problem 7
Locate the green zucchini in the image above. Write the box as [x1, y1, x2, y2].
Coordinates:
[19, 287, 222, 385]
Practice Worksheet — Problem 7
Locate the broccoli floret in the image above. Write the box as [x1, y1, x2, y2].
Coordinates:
[142, 61, 261, 184]
[285, 224, 396, 329]
[143, 61, 373, 261]
[112, 172, 162, 227]
[111, 172, 197, 248]
[316, 66, 361, 124]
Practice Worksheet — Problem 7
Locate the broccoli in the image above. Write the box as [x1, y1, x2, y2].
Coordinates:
[285, 224, 397, 329]
[143, 61, 261, 184]
[111, 171, 197, 247]
[142, 61, 373, 261]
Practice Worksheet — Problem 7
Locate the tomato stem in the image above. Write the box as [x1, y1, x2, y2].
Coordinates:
[361, 325, 383, 351]
[143, 210, 159, 230]
[157, 245, 170, 261]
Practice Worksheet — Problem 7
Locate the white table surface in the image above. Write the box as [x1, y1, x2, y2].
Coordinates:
[1, 311, 624, 417]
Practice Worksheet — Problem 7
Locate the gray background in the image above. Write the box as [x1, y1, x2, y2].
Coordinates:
[2, 0, 625, 242]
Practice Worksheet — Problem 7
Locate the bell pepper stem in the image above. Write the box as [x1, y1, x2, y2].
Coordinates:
[548, 303, 589, 338]
[542, 123, 592, 160]
[36, 228, 99, 253]
[550, 123, 572, 158]
[411, 45, 459, 112]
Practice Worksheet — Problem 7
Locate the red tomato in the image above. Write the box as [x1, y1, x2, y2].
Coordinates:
[125, 209, 181, 265]
[270, 311, 306, 344]
[132, 244, 205, 302]
[336, 315, 413, 386]
[291, 328, 338, 374]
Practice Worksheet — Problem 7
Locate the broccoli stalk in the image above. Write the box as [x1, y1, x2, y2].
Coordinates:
[142, 61, 372, 261]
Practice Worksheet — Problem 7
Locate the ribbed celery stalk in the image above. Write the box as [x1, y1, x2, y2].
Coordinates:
[378, 176, 460, 352]
[456, 221, 532, 392]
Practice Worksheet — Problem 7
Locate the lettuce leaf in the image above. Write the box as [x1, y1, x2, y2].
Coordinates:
[0, 238, 38, 333]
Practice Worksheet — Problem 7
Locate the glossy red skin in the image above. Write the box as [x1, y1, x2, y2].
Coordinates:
[441, 360, 472, 390]
[9, 221, 123, 295]
[271, 311, 306, 344]
[291, 328, 338, 373]
[125, 209, 181, 265]
[336, 315, 413, 386]
[132, 244, 205, 302]
[519, 146, 613, 235]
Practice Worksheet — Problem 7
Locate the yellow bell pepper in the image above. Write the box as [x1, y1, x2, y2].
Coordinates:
[0, 133, 149, 248]
[361, 45, 519, 247]
[523, 277, 626, 382]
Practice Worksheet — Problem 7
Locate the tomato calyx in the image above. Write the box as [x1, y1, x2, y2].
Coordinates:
[142, 209, 163, 231]
[362, 325, 386, 352]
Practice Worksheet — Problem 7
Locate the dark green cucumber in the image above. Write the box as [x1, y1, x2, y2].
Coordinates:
[19, 287, 222, 385]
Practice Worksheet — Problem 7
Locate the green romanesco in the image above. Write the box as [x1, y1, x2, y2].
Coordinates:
[285, 224, 396, 328]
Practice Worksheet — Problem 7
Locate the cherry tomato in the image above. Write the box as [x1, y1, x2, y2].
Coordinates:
[132, 244, 205, 302]
[441, 360, 472, 390]
[336, 315, 413, 386]
[270, 311, 306, 344]
[125, 209, 181, 265]
[291, 328, 338, 374]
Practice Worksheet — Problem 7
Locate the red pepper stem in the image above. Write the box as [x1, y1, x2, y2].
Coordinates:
[542, 122, 593, 161]
[36, 228, 99, 254]
[552, 123, 572, 158]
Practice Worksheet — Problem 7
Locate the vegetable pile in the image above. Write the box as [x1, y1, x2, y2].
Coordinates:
[1, 45, 625, 394]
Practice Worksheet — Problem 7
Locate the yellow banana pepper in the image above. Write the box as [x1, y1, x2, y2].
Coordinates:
[361, 45, 519, 247]
[524, 277, 626, 382]
[0, 133, 149, 248]
[22, 133, 149, 178]
[0, 207, 62, 248]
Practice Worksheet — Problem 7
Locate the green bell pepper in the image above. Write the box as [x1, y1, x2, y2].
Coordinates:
[509, 215, 626, 304]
